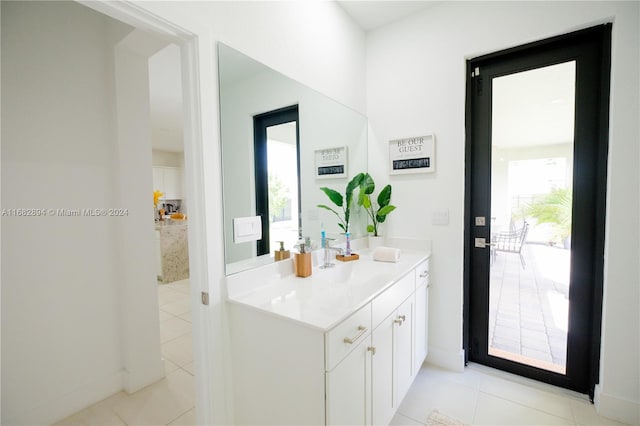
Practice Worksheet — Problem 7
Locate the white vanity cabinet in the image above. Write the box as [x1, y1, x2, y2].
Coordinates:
[227, 251, 431, 425]
[414, 259, 430, 373]
[326, 334, 372, 425]
[371, 272, 415, 425]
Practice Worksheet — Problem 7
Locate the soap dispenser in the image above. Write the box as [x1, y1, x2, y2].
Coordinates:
[294, 242, 312, 278]
[274, 241, 290, 261]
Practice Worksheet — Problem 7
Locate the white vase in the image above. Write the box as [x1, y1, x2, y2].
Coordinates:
[368, 235, 385, 249]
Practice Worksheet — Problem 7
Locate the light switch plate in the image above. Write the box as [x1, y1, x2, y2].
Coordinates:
[432, 208, 449, 226]
[233, 216, 262, 243]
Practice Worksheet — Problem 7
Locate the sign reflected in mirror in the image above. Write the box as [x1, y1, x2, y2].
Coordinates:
[315, 146, 347, 179]
[218, 43, 368, 275]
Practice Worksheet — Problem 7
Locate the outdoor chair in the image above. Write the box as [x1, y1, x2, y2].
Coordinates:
[491, 221, 530, 269]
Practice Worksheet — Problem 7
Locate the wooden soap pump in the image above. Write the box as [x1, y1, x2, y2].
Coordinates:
[294, 242, 312, 278]
[274, 241, 290, 261]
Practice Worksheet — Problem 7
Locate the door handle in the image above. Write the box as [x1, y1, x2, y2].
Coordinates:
[475, 237, 496, 249]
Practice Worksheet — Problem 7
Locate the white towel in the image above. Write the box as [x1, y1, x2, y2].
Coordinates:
[373, 246, 401, 263]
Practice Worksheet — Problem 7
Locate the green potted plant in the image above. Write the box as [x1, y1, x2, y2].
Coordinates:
[358, 173, 396, 247]
[317, 173, 365, 233]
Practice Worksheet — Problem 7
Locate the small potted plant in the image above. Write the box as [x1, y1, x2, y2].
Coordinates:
[358, 173, 396, 248]
[317, 173, 365, 233]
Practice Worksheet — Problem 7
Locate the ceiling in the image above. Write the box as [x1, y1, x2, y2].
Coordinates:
[337, 1, 440, 31]
[492, 61, 576, 149]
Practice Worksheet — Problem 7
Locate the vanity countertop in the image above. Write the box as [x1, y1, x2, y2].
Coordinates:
[226, 248, 430, 332]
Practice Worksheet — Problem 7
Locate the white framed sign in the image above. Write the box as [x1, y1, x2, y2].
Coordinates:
[389, 134, 435, 175]
[315, 146, 348, 179]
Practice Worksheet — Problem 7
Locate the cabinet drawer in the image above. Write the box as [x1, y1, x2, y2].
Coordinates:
[325, 304, 372, 371]
[372, 272, 414, 329]
[415, 259, 430, 289]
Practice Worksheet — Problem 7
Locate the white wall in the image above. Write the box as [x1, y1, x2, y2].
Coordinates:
[365, 2, 639, 424]
[113, 29, 167, 394]
[152, 149, 184, 168]
[1, 2, 165, 424]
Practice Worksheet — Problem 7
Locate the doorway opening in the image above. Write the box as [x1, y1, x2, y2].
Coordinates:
[464, 25, 611, 396]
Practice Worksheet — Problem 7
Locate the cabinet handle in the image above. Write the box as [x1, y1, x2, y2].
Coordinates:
[343, 325, 367, 344]
[367, 346, 377, 355]
[394, 315, 406, 326]
[420, 271, 428, 278]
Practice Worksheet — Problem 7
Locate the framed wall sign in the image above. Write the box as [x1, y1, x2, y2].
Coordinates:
[315, 146, 348, 179]
[389, 134, 435, 175]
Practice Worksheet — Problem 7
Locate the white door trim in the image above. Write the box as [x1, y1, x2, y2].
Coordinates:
[77, 1, 221, 424]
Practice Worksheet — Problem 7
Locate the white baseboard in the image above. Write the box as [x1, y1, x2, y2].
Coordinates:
[12, 370, 124, 426]
[594, 384, 640, 425]
[425, 346, 466, 372]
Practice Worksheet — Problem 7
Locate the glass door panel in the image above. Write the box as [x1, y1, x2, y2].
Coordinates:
[488, 61, 575, 374]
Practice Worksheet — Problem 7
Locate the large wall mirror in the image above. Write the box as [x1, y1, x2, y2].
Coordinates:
[218, 43, 368, 275]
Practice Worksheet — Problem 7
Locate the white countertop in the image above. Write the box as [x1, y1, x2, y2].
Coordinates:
[226, 248, 430, 332]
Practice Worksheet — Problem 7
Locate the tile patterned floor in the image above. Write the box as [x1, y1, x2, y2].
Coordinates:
[391, 363, 628, 426]
[55, 279, 195, 426]
[57, 276, 624, 426]
[489, 244, 570, 372]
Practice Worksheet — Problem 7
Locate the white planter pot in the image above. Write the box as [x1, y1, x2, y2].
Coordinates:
[368, 235, 385, 249]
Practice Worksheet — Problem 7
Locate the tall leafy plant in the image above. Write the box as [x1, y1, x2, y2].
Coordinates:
[358, 173, 396, 236]
[524, 187, 572, 243]
[317, 173, 365, 233]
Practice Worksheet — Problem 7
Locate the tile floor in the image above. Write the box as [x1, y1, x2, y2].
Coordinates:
[489, 243, 570, 372]
[57, 277, 624, 426]
[55, 279, 195, 426]
[390, 363, 628, 426]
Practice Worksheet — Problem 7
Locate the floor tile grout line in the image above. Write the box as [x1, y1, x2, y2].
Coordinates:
[477, 389, 576, 423]
[470, 384, 481, 425]
[164, 406, 195, 426]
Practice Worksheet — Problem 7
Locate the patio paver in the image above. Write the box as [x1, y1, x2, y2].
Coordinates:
[488, 243, 569, 373]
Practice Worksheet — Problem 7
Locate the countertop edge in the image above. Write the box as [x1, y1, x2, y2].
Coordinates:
[226, 250, 430, 333]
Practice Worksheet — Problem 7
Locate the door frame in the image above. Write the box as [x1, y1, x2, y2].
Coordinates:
[79, 1, 221, 424]
[463, 24, 611, 397]
[253, 105, 301, 256]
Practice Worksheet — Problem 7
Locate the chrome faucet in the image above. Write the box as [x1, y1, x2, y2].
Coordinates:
[321, 238, 343, 269]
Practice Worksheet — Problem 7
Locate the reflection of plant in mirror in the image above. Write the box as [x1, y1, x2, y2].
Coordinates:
[358, 173, 396, 237]
[268, 174, 289, 222]
[524, 187, 572, 244]
[317, 173, 365, 233]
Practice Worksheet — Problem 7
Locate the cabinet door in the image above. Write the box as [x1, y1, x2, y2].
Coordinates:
[162, 167, 183, 199]
[152, 167, 164, 193]
[371, 314, 394, 426]
[414, 283, 429, 373]
[395, 296, 414, 404]
[326, 335, 372, 426]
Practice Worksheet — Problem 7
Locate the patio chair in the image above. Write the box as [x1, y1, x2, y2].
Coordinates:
[491, 221, 530, 269]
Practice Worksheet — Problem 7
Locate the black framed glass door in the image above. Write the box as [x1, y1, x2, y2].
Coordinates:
[464, 25, 611, 397]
